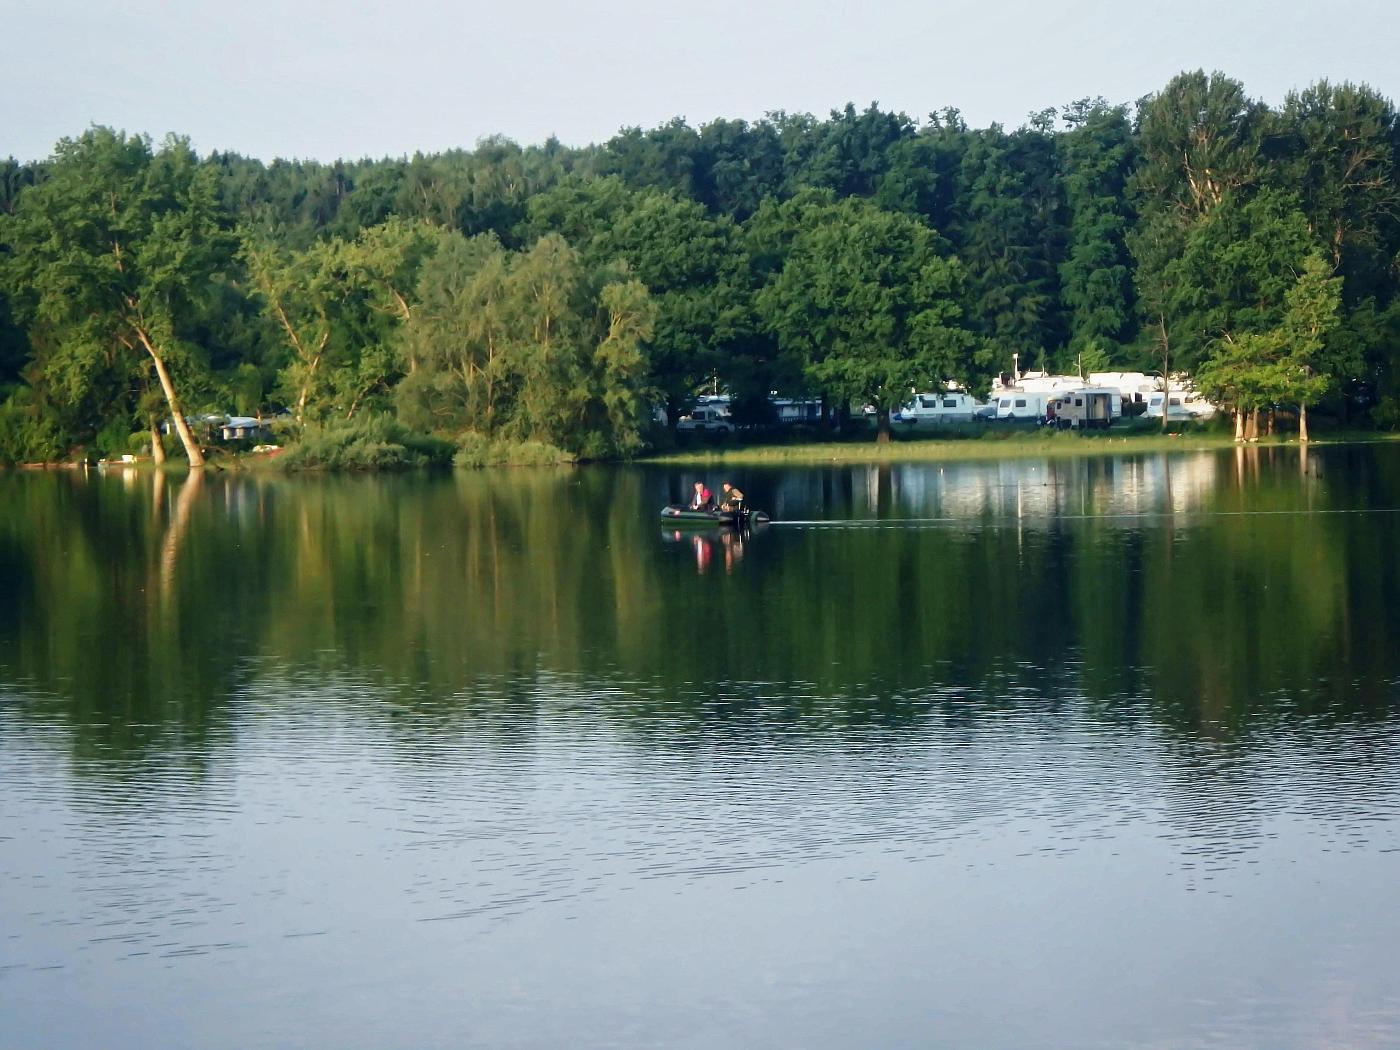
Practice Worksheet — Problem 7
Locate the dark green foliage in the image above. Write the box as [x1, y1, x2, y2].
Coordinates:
[754, 193, 977, 431]
[955, 123, 1067, 369]
[3, 68, 1400, 465]
[276, 416, 454, 471]
[1057, 101, 1138, 357]
[453, 432, 575, 468]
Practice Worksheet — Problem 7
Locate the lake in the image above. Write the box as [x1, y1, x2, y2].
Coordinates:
[2, 445, 1399, 1048]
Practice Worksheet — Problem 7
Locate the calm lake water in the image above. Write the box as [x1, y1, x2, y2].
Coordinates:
[3, 445, 1400, 1049]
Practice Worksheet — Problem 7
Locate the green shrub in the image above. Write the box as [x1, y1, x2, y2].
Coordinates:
[0, 389, 67, 464]
[277, 416, 454, 471]
[453, 432, 575, 468]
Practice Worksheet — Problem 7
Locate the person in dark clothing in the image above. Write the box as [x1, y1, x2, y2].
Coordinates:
[719, 482, 744, 512]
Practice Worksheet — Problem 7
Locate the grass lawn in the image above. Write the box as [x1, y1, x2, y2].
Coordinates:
[643, 423, 1400, 466]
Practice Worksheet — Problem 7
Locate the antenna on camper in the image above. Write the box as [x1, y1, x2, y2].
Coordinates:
[1012, 352, 1020, 384]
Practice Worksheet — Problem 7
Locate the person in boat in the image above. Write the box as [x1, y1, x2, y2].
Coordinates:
[688, 481, 715, 511]
[719, 482, 744, 513]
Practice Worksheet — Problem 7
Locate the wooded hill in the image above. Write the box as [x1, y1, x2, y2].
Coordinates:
[1, 69, 1398, 463]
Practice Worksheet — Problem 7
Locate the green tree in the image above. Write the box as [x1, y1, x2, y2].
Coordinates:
[1278, 253, 1348, 440]
[1186, 200, 1346, 437]
[754, 194, 976, 440]
[393, 232, 656, 456]
[955, 121, 1066, 371]
[242, 233, 351, 422]
[1129, 71, 1265, 394]
[1273, 82, 1399, 290]
[524, 178, 751, 426]
[1057, 100, 1137, 356]
[0, 129, 232, 465]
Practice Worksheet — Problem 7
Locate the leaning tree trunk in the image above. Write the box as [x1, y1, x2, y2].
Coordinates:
[1246, 409, 1259, 442]
[1298, 402, 1309, 442]
[148, 417, 166, 466]
[141, 336, 205, 467]
[1234, 409, 1245, 441]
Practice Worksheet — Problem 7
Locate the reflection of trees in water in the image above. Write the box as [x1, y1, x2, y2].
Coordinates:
[1, 449, 1398, 774]
[0, 470, 245, 767]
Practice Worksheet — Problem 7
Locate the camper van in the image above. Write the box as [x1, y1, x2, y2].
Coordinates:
[994, 391, 1052, 421]
[1145, 390, 1215, 421]
[677, 396, 735, 433]
[894, 391, 986, 425]
[1048, 389, 1118, 429]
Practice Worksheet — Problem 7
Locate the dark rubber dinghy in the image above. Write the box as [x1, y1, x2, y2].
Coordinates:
[658, 505, 770, 528]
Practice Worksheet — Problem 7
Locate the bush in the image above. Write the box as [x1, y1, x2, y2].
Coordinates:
[453, 432, 575, 468]
[277, 416, 454, 471]
[0, 389, 67, 464]
[1372, 396, 1400, 431]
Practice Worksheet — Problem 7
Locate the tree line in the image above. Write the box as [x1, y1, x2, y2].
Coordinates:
[1, 69, 1398, 463]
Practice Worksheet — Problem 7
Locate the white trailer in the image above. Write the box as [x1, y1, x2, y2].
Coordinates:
[1145, 391, 1216, 421]
[894, 391, 986, 424]
[994, 391, 1052, 421]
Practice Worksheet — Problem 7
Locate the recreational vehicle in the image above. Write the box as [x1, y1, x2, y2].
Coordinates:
[677, 396, 735, 433]
[894, 391, 987, 424]
[1144, 391, 1215, 421]
[1048, 389, 1118, 429]
[994, 391, 1052, 421]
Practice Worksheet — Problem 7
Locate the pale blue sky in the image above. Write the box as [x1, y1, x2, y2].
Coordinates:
[5, 0, 1395, 162]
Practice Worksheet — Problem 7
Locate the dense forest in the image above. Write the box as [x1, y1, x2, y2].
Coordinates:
[1, 69, 1398, 464]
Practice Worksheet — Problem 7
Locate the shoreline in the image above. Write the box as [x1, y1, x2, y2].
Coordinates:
[8, 430, 1398, 474]
[641, 429, 1400, 466]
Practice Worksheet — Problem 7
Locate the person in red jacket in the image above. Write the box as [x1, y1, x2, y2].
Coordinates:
[688, 481, 714, 511]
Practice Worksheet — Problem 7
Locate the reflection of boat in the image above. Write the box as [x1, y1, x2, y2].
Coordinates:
[659, 505, 770, 528]
[659, 524, 752, 574]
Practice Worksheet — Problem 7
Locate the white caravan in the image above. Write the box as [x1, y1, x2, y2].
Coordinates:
[994, 391, 1053, 421]
[1145, 390, 1216, 421]
[894, 391, 987, 424]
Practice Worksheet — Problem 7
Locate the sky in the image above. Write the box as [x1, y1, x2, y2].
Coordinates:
[4, 0, 1396, 163]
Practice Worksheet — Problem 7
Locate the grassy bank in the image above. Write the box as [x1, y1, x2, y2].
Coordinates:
[644, 425, 1400, 466]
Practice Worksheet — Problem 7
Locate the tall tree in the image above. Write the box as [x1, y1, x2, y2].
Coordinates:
[242, 233, 351, 422]
[1057, 100, 1138, 357]
[0, 129, 232, 464]
[755, 194, 976, 440]
[525, 178, 751, 425]
[955, 122, 1066, 371]
[1273, 81, 1399, 289]
[1129, 71, 1265, 390]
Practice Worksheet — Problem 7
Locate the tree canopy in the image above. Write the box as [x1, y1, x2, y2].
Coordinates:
[3, 68, 1400, 463]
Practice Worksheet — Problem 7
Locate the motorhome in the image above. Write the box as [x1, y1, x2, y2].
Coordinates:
[994, 391, 1053, 421]
[894, 391, 987, 424]
[1145, 390, 1216, 421]
[677, 396, 734, 433]
[1088, 372, 1159, 410]
[1048, 389, 1117, 429]
[1089, 372, 1218, 420]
